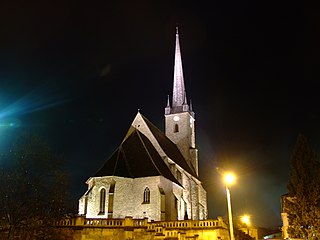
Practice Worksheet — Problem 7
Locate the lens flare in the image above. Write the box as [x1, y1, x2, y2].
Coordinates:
[0, 81, 71, 129]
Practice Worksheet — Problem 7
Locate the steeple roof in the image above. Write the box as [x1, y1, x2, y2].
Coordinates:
[166, 27, 194, 116]
[172, 27, 186, 110]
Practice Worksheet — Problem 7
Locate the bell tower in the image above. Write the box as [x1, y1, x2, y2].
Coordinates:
[165, 27, 198, 176]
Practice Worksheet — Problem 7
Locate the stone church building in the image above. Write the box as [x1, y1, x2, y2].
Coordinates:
[78, 28, 208, 222]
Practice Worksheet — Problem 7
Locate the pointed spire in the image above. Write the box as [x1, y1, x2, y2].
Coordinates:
[166, 95, 170, 107]
[182, 91, 189, 111]
[172, 26, 186, 110]
[183, 91, 188, 105]
[165, 95, 171, 115]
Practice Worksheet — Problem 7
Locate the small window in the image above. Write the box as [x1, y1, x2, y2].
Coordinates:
[143, 187, 150, 203]
[174, 124, 179, 133]
[99, 188, 106, 214]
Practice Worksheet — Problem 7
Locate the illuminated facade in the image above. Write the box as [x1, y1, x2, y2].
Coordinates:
[78, 28, 207, 221]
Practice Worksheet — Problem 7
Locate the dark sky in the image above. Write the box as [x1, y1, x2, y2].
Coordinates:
[0, 0, 319, 229]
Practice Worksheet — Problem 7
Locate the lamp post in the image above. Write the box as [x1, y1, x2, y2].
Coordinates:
[224, 173, 236, 240]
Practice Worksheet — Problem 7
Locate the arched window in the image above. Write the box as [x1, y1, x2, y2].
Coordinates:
[99, 188, 106, 214]
[174, 124, 179, 133]
[143, 187, 150, 203]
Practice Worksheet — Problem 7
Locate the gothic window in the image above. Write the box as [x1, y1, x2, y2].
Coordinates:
[108, 182, 115, 218]
[174, 124, 179, 133]
[99, 188, 106, 214]
[143, 187, 150, 203]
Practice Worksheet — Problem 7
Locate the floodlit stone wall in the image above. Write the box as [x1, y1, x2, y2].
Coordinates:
[79, 175, 186, 221]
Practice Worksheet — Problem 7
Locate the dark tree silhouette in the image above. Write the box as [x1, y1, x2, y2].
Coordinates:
[286, 134, 320, 239]
[0, 134, 70, 240]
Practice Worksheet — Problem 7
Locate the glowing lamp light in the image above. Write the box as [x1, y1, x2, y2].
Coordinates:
[224, 172, 236, 186]
[241, 215, 251, 226]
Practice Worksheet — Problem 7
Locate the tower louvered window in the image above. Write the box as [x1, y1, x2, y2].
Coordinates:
[174, 124, 179, 133]
[143, 187, 150, 203]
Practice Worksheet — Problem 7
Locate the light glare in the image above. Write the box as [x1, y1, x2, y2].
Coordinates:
[224, 173, 236, 185]
[241, 215, 251, 226]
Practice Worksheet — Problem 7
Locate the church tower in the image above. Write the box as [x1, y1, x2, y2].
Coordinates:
[165, 27, 199, 176]
[78, 27, 207, 222]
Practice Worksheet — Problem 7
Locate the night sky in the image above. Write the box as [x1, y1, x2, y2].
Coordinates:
[0, 0, 319, 229]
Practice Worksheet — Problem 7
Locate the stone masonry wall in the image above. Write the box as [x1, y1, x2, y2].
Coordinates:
[79, 175, 186, 221]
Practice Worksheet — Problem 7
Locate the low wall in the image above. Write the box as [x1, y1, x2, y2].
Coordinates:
[57, 216, 230, 240]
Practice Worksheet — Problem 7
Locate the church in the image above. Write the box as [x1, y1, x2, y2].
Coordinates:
[78, 28, 208, 222]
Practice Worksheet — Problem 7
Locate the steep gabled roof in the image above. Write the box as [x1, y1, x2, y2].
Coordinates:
[94, 127, 181, 186]
[140, 114, 198, 178]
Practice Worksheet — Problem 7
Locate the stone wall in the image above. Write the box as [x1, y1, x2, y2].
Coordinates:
[79, 175, 185, 221]
[57, 216, 230, 240]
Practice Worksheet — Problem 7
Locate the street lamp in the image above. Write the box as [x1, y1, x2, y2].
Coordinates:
[224, 173, 236, 240]
[241, 214, 250, 226]
[241, 214, 251, 235]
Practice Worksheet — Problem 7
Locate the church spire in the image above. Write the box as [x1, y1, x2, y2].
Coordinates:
[172, 27, 188, 112]
[164, 27, 198, 176]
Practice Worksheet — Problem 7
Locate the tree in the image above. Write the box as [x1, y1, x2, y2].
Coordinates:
[0, 133, 70, 240]
[286, 134, 320, 239]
